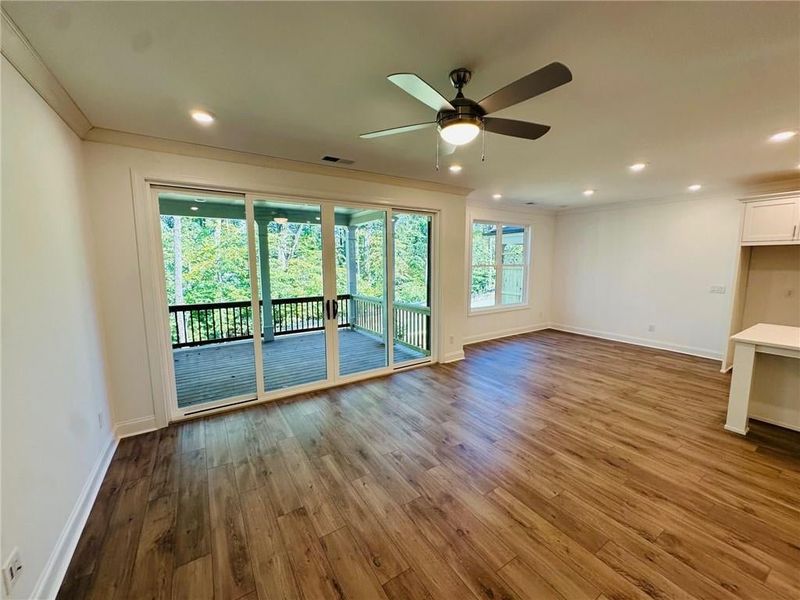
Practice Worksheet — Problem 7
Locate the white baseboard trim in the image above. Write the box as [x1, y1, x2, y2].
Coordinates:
[30, 433, 118, 600]
[442, 350, 466, 363]
[114, 415, 158, 439]
[463, 322, 550, 346]
[749, 409, 800, 433]
[549, 324, 724, 362]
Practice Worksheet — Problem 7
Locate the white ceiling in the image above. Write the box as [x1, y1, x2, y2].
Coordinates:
[5, 1, 800, 208]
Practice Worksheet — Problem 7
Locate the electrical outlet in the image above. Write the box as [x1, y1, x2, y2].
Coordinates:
[647, 324, 655, 333]
[3, 548, 23, 594]
[449, 335, 454, 344]
[709, 285, 726, 294]
[97, 411, 104, 429]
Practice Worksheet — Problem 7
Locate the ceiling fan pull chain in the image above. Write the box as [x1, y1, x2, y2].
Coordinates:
[481, 122, 486, 162]
[435, 129, 440, 171]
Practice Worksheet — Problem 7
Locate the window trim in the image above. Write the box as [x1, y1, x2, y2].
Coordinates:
[468, 220, 530, 314]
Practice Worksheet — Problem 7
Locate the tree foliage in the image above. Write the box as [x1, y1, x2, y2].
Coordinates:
[160, 213, 431, 306]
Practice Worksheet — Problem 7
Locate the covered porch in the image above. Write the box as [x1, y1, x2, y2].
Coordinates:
[173, 329, 425, 407]
[160, 193, 432, 408]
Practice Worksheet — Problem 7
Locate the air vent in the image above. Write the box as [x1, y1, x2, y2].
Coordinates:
[321, 155, 355, 165]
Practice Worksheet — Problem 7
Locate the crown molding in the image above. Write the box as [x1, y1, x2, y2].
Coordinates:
[1, 9, 92, 137]
[85, 128, 472, 196]
[2, 7, 470, 197]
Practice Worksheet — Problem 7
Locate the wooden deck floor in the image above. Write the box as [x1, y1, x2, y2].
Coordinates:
[59, 330, 800, 600]
[174, 330, 424, 407]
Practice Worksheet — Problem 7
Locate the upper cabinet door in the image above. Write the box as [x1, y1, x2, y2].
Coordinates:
[741, 197, 800, 244]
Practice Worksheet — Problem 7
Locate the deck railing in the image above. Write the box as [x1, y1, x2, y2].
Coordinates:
[168, 294, 431, 355]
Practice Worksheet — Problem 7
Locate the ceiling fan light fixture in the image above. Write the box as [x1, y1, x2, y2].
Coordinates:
[439, 121, 481, 146]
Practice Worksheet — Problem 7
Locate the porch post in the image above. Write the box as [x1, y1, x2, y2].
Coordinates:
[257, 222, 275, 342]
[347, 225, 358, 329]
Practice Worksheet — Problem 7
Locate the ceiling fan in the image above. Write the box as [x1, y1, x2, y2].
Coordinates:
[360, 62, 573, 147]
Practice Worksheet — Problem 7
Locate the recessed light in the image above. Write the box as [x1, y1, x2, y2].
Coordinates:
[629, 162, 647, 172]
[448, 164, 463, 173]
[769, 130, 797, 143]
[190, 110, 215, 125]
[190, 206, 199, 211]
[688, 184, 702, 192]
[583, 189, 595, 197]
[492, 193, 502, 200]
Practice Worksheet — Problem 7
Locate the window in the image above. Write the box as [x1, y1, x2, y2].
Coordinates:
[470, 221, 529, 310]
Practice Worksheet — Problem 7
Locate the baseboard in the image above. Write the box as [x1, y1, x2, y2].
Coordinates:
[749, 407, 800, 433]
[114, 415, 158, 439]
[463, 322, 550, 346]
[442, 350, 466, 363]
[549, 324, 724, 362]
[29, 434, 118, 600]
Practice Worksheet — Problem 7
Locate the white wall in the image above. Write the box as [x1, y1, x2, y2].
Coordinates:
[82, 141, 467, 432]
[552, 195, 742, 360]
[464, 204, 554, 344]
[1, 58, 115, 599]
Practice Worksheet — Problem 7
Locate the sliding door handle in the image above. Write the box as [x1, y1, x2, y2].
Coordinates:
[324, 299, 331, 320]
[332, 299, 339, 319]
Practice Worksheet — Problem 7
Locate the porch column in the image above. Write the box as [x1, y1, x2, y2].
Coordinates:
[347, 225, 358, 329]
[257, 222, 275, 342]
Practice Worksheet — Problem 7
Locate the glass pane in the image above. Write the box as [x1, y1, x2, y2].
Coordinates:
[502, 224, 526, 265]
[254, 199, 327, 391]
[393, 212, 432, 363]
[472, 222, 496, 265]
[471, 266, 496, 308]
[159, 191, 256, 408]
[337, 207, 388, 376]
[501, 266, 525, 305]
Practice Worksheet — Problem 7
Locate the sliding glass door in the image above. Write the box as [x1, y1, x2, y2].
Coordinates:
[158, 189, 258, 409]
[157, 189, 436, 413]
[333, 206, 389, 377]
[392, 211, 433, 365]
[253, 199, 328, 391]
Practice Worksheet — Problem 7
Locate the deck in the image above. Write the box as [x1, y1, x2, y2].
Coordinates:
[173, 329, 425, 407]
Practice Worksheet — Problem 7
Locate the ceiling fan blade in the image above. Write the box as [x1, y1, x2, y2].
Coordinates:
[479, 62, 572, 114]
[483, 117, 551, 140]
[360, 122, 436, 139]
[387, 73, 455, 112]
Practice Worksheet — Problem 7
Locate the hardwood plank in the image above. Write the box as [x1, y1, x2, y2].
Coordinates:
[241, 486, 300, 600]
[382, 569, 433, 600]
[60, 447, 128, 582]
[150, 426, 181, 501]
[497, 557, 564, 600]
[320, 526, 388, 600]
[205, 417, 233, 468]
[403, 496, 520, 600]
[351, 476, 474, 600]
[171, 555, 213, 600]
[317, 454, 409, 585]
[174, 449, 210, 566]
[277, 507, 342, 600]
[208, 464, 255, 600]
[278, 436, 344, 537]
[128, 493, 178, 600]
[87, 477, 150, 600]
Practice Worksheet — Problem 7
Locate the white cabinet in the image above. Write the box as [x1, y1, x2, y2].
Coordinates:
[741, 195, 800, 245]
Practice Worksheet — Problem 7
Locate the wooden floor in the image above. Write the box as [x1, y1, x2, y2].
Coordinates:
[58, 329, 800, 600]
[174, 330, 424, 407]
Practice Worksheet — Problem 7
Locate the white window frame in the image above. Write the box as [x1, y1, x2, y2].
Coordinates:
[469, 220, 530, 314]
